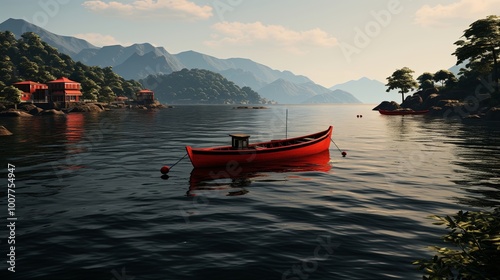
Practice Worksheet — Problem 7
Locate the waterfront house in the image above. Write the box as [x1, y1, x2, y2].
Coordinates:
[47, 77, 82, 104]
[13, 80, 48, 102]
[136, 89, 154, 104]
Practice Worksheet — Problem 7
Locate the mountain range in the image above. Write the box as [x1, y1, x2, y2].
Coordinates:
[330, 77, 399, 104]
[0, 18, 373, 104]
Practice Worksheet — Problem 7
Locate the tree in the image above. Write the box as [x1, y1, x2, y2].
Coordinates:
[453, 15, 500, 95]
[434, 69, 456, 87]
[386, 67, 418, 103]
[98, 86, 116, 103]
[1, 86, 22, 109]
[417, 72, 435, 90]
[414, 208, 500, 279]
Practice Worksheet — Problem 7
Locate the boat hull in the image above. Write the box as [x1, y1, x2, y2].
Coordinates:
[186, 126, 333, 168]
[378, 109, 429, 115]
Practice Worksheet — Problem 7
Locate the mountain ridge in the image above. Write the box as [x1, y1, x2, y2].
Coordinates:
[0, 18, 97, 56]
[1, 18, 363, 104]
[330, 77, 399, 104]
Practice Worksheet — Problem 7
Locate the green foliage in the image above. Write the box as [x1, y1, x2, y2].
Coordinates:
[417, 72, 436, 90]
[434, 70, 457, 88]
[453, 15, 500, 97]
[386, 67, 418, 103]
[414, 208, 500, 279]
[0, 31, 142, 101]
[1, 85, 22, 105]
[140, 68, 264, 104]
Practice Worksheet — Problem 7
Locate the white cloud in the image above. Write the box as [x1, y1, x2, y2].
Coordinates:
[205, 21, 338, 54]
[73, 33, 125, 47]
[82, 0, 212, 20]
[415, 0, 500, 27]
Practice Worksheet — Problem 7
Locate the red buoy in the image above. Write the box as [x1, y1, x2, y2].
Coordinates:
[160, 166, 170, 174]
[341, 151, 347, 157]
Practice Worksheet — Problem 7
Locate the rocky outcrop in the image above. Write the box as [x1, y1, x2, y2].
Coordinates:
[401, 94, 423, 110]
[0, 109, 33, 117]
[70, 103, 104, 112]
[484, 107, 500, 121]
[372, 101, 401, 111]
[39, 109, 65, 115]
[0, 126, 13, 136]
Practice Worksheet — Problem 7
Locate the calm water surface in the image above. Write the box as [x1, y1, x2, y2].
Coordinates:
[0, 104, 499, 280]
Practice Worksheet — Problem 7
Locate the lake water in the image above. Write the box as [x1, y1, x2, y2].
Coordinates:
[1, 104, 499, 279]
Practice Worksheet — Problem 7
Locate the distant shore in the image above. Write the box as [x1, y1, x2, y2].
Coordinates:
[372, 88, 500, 122]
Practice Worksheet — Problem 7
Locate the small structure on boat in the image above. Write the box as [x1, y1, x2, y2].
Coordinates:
[230, 134, 250, 149]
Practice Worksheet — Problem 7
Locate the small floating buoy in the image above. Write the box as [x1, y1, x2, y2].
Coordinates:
[341, 151, 347, 157]
[160, 165, 171, 174]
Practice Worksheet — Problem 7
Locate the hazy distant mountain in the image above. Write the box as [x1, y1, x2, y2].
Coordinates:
[75, 43, 184, 70]
[113, 51, 180, 80]
[303, 89, 362, 104]
[448, 61, 467, 76]
[218, 68, 268, 90]
[175, 50, 312, 86]
[0, 18, 97, 56]
[330, 77, 398, 103]
[260, 79, 360, 104]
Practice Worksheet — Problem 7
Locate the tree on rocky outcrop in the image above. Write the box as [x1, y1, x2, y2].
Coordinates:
[1, 85, 22, 109]
[417, 72, 435, 90]
[453, 15, 500, 97]
[434, 69, 457, 87]
[386, 67, 418, 103]
[98, 86, 116, 103]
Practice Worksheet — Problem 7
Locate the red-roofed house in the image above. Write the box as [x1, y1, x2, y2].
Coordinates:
[136, 89, 154, 104]
[13, 81, 48, 102]
[47, 77, 82, 104]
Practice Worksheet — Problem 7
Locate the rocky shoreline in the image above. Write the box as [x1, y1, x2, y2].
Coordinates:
[0, 101, 172, 136]
[373, 88, 500, 122]
[0, 101, 170, 117]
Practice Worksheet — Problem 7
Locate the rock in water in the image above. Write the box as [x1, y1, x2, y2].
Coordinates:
[0, 110, 33, 117]
[0, 126, 13, 136]
[39, 109, 65, 115]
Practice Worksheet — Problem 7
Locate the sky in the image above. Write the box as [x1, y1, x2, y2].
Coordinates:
[1, 0, 500, 88]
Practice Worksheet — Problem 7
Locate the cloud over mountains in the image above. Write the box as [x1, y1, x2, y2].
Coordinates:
[415, 0, 500, 27]
[82, 0, 213, 20]
[205, 21, 338, 54]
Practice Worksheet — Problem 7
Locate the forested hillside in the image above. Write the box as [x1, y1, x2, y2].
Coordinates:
[0, 31, 142, 102]
[140, 68, 266, 104]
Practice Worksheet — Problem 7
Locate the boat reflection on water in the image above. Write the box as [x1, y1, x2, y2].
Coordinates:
[187, 150, 331, 197]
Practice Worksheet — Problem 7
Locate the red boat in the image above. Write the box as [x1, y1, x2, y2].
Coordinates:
[378, 109, 429, 115]
[185, 126, 333, 168]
